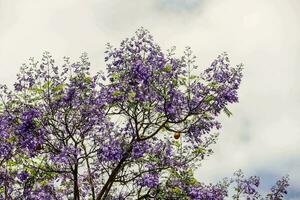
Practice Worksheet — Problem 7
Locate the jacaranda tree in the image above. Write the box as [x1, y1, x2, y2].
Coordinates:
[0, 28, 289, 200]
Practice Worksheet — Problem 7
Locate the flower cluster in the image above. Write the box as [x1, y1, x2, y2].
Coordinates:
[267, 176, 289, 200]
[137, 172, 159, 188]
[232, 170, 261, 199]
[0, 28, 289, 199]
[188, 184, 227, 200]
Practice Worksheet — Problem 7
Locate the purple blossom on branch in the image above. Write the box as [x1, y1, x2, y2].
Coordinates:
[0, 28, 289, 200]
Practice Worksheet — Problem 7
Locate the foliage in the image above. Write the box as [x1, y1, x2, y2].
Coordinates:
[0, 28, 288, 199]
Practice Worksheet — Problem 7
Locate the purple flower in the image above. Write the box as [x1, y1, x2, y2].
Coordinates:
[137, 173, 159, 188]
[0, 28, 288, 200]
[18, 171, 29, 181]
[132, 141, 149, 158]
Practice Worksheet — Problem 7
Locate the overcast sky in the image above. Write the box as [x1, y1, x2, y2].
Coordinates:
[0, 0, 299, 198]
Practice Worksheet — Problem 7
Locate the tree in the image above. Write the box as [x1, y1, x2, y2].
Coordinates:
[0, 28, 289, 200]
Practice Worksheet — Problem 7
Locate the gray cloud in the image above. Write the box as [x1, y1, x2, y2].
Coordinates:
[0, 0, 299, 197]
[156, 0, 203, 12]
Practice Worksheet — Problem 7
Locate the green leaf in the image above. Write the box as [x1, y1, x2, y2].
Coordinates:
[174, 140, 181, 148]
[128, 91, 136, 98]
[112, 90, 121, 97]
[111, 73, 120, 79]
[30, 87, 44, 94]
[187, 168, 193, 176]
[29, 96, 43, 102]
[172, 186, 181, 194]
[187, 177, 198, 185]
[223, 107, 232, 117]
[204, 94, 214, 103]
[42, 81, 52, 89]
[6, 160, 17, 167]
[163, 65, 172, 72]
[7, 135, 17, 143]
[39, 179, 48, 186]
[208, 81, 218, 88]
[190, 75, 198, 80]
[192, 148, 206, 154]
[84, 76, 92, 83]
[54, 93, 65, 100]
[52, 84, 65, 92]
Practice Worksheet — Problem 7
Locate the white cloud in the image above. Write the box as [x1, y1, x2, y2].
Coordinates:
[0, 0, 299, 197]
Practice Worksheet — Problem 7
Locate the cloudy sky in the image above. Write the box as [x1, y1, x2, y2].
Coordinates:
[0, 0, 299, 198]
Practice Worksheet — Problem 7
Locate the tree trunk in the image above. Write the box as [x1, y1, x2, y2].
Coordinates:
[73, 165, 80, 200]
[96, 145, 133, 200]
[4, 181, 8, 200]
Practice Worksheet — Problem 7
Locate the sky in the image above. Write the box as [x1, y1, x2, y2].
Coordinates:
[0, 0, 299, 198]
